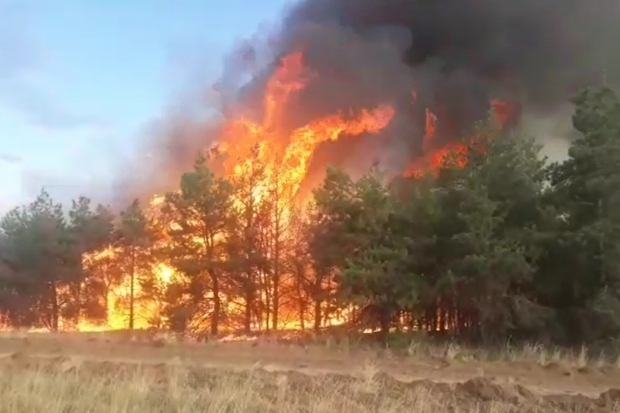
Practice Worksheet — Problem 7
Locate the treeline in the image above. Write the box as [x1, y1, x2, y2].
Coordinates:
[2, 87, 620, 345]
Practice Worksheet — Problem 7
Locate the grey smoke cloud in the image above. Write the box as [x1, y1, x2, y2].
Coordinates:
[275, 0, 618, 133]
[120, 0, 619, 201]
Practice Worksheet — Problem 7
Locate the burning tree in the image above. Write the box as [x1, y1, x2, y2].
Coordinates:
[160, 154, 235, 335]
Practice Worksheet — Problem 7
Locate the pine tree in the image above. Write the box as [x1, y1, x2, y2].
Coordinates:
[162, 154, 234, 336]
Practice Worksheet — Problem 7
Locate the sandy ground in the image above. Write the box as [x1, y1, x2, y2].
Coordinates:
[0, 331, 618, 399]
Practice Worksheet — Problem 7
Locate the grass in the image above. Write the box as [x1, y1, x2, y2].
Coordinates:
[395, 336, 620, 369]
[247, 328, 620, 369]
[0, 355, 433, 412]
[1, 328, 619, 372]
[0, 354, 614, 413]
[0, 331, 620, 412]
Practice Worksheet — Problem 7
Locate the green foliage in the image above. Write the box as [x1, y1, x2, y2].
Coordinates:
[117, 199, 155, 329]
[311, 167, 416, 336]
[66, 197, 116, 323]
[308, 122, 546, 343]
[0, 191, 69, 329]
[432, 125, 544, 342]
[539, 87, 620, 343]
[161, 154, 234, 335]
[0, 191, 119, 329]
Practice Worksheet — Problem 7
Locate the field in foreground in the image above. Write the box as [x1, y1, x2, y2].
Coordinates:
[0, 332, 620, 412]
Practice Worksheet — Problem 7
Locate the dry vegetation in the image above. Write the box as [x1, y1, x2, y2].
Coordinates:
[0, 332, 619, 412]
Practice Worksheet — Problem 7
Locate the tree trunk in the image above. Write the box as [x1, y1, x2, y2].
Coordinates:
[129, 245, 135, 330]
[379, 305, 390, 342]
[299, 303, 306, 330]
[72, 282, 82, 326]
[244, 287, 253, 333]
[263, 272, 271, 331]
[49, 281, 59, 332]
[295, 266, 305, 330]
[313, 299, 322, 332]
[272, 272, 279, 331]
[271, 215, 281, 331]
[210, 272, 220, 336]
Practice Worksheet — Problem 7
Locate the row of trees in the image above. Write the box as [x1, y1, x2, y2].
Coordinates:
[1, 86, 620, 345]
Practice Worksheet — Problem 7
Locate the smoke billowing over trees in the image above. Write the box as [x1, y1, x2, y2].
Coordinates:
[122, 0, 620, 208]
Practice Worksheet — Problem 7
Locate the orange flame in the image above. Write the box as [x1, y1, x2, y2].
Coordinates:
[421, 107, 437, 153]
[219, 51, 395, 203]
[404, 107, 466, 177]
[76, 240, 177, 332]
[405, 98, 515, 178]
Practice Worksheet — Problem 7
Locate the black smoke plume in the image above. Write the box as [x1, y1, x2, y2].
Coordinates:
[117, 0, 620, 203]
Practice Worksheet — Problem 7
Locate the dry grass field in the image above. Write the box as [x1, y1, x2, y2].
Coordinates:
[0, 330, 619, 412]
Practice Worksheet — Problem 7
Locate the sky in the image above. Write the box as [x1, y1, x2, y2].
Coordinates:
[0, 0, 291, 213]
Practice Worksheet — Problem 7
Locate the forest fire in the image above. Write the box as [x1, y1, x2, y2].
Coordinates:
[0, 0, 620, 344]
[64, 47, 519, 334]
[65, 51, 400, 333]
[0, 45, 520, 336]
